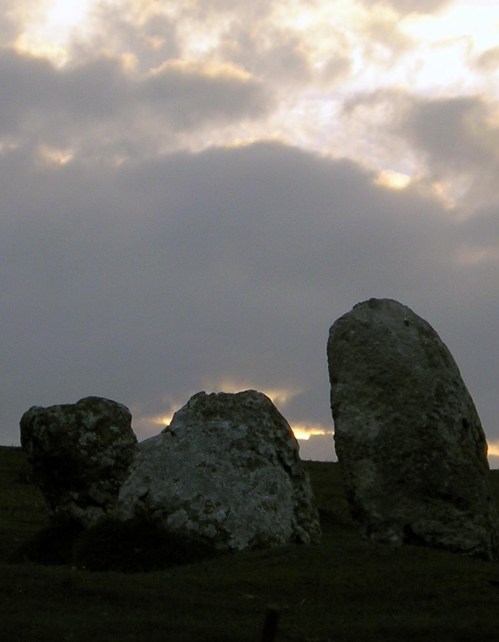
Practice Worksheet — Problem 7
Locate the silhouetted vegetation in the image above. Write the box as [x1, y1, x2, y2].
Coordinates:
[9, 516, 221, 572]
[10, 521, 84, 565]
[73, 517, 221, 572]
[2, 445, 499, 641]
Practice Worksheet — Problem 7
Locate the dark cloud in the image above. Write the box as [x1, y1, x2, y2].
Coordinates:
[0, 48, 57, 134]
[3, 140, 497, 449]
[397, 95, 499, 212]
[142, 60, 270, 129]
[402, 96, 499, 173]
[342, 90, 499, 205]
[0, 48, 271, 148]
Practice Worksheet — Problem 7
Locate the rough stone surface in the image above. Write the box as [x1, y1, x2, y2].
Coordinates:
[116, 390, 321, 551]
[327, 298, 499, 559]
[20, 396, 138, 528]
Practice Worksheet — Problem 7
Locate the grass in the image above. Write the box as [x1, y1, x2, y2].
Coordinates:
[2, 446, 499, 641]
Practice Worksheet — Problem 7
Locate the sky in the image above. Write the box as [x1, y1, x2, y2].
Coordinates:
[2, 0, 499, 465]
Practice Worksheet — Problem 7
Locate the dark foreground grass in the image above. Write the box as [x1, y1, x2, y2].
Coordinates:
[2, 446, 499, 641]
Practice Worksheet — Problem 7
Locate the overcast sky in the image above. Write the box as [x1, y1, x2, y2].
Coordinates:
[2, 0, 499, 464]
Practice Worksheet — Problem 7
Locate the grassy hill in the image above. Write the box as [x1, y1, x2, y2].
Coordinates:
[2, 445, 499, 641]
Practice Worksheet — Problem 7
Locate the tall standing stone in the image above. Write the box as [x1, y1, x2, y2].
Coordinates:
[116, 390, 321, 551]
[20, 396, 138, 528]
[327, 298, 499, 559]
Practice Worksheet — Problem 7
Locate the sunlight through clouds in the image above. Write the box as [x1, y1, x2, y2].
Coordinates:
[487, 440, 499, 469]
[2, 0, 499, 452]
[291, 425, 333, 441]
[488, 440, 499, 457]
[374, 169, 412, 189]
[45, 0, 94, 29]
[37, 145, 74, 165]
[8, 0, 499, 173]
[4, 0, 499, 203]
[130, 384, 314, 445]
[13, 0, 99, 65]
[401, 0, 499, 49]
[199, 378, 303, 410]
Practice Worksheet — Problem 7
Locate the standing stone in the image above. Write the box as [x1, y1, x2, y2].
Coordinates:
[327, 298, 499, 559]
[20, 396, 138, 528]
[116, 390, 321, 551]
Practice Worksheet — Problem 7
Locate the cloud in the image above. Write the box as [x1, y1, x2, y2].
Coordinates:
[143, 59, 270, 129]
[0, 47, 271, 159]
[474, 47, 499, 72]
[226, 29, 314, 86]
[359, 7, 415, 65]
[81, 0, 273, 69]
[4, 1, 488, 173]
[402, 96, 499, 173]
[3, 138, 497, 449]
[84, 0, 410, 93]
[394, 94, 499, 211]
[382, 0, 452, 14]
[2, 0, 499, 471]
[86, 2, 180, 71]
[342, 90, 499, 208]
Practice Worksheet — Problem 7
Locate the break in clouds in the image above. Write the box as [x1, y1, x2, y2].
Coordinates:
[1, 0, 499, 463]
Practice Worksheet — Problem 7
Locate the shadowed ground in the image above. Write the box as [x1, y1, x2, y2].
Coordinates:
[2, 446, 499, 641]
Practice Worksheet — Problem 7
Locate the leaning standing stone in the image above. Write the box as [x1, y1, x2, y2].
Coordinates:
[20, 396, 138, 528]
[327, 298, 499, 559]
[116, 390, 321, 551]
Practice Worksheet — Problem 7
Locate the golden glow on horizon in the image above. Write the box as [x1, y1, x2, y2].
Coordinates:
[200, 377, 302, 409]
[488, 441, 499, 458]
[134, 381, 303, 431]
[145, 413, 332, 443]
[292, 426, 333, 441]
[151, 413, 174, 427]
[134, 405, 332, 445]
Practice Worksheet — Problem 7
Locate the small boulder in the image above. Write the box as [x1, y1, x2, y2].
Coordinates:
[116, 390, 321, 551]
[327, 298, 499, 559]
[20, 396, 138, 528]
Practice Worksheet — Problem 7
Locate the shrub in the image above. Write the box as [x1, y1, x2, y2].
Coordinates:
[72, 517, 222, 572]
[10, 521, 84, 565]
